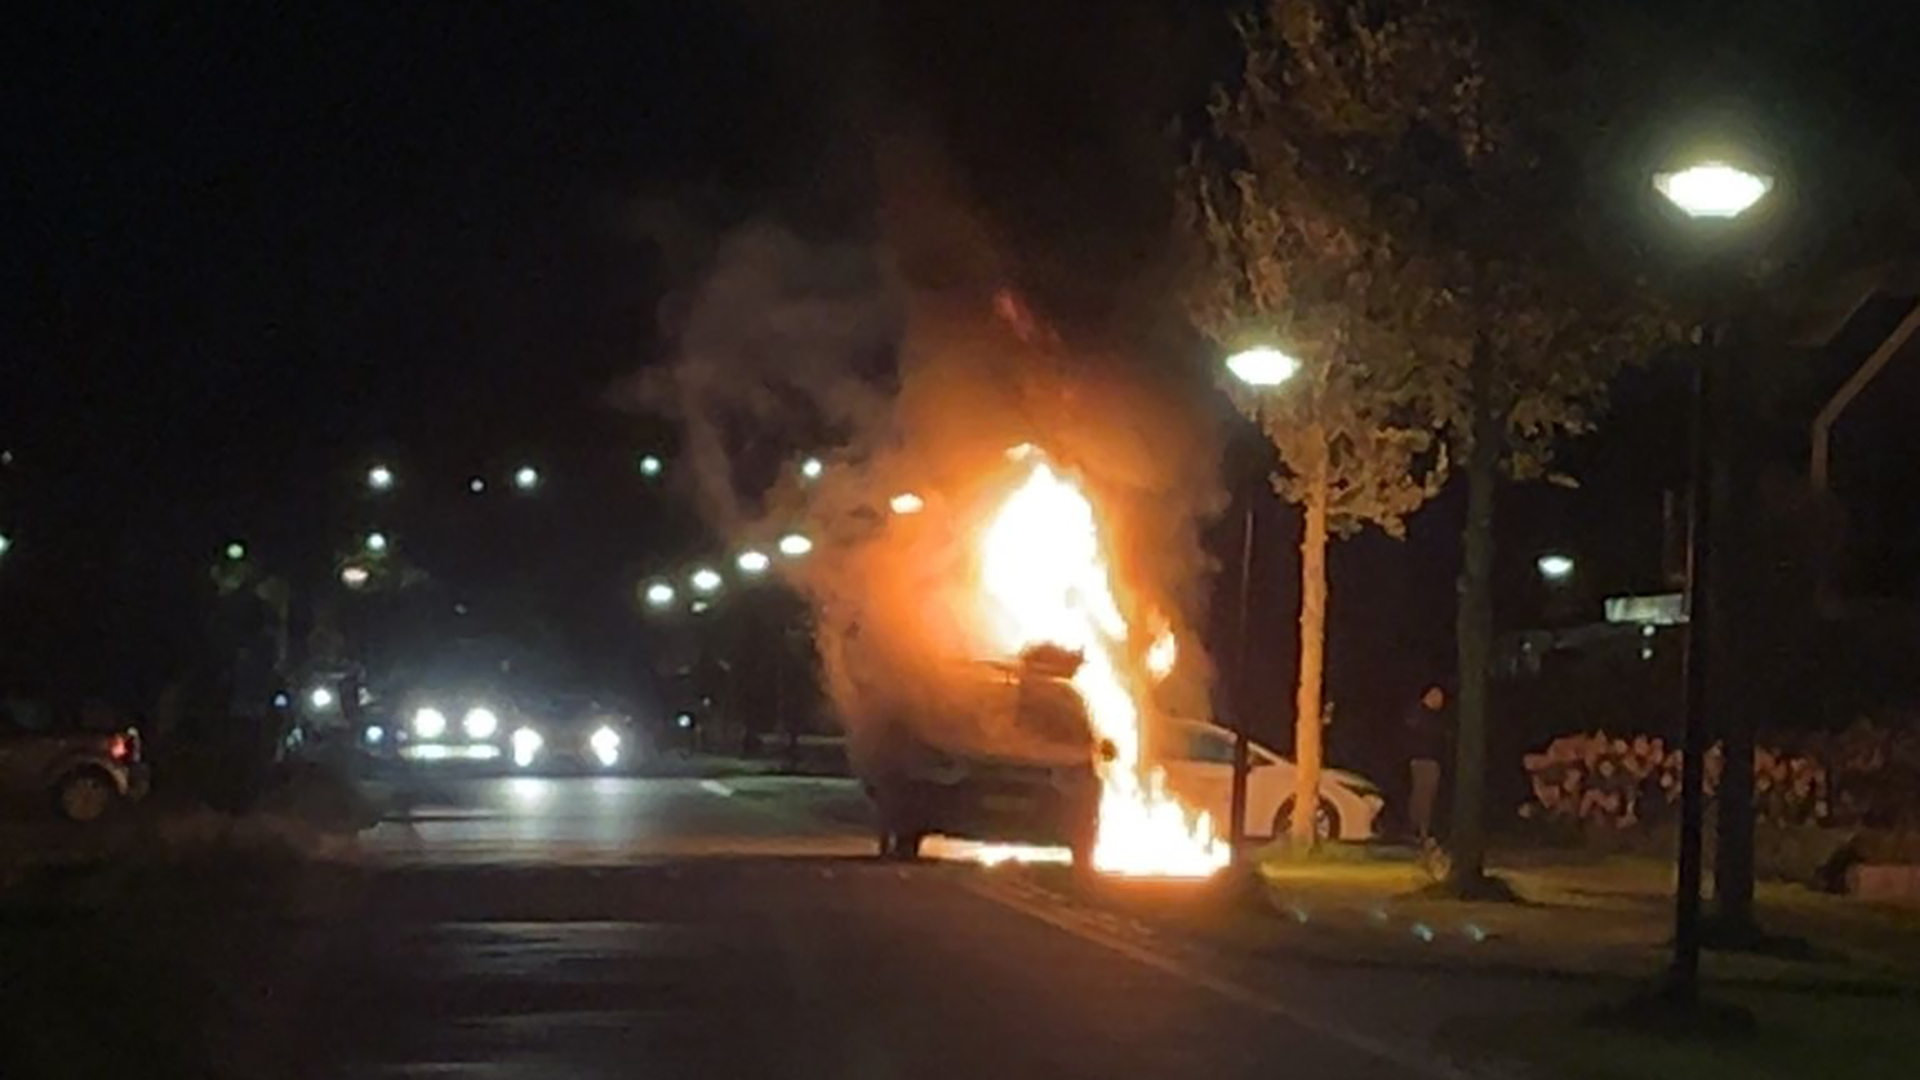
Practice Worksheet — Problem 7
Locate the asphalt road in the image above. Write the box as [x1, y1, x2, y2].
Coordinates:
[5, 775, 1513, 1079]
[312, 774, 1463, 1080]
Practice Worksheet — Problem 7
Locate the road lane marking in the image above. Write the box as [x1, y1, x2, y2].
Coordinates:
[699, 779, 735, 798]
[967, 878, 1478, 1080]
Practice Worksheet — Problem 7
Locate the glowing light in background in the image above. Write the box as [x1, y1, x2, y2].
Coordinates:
[889, 492, 925, 516]
[1654, 162, 1772, 219]
[777, 533, 814, 557]
[736, 549, 771, 576]
[367, 464, 395, 492]
[644, 581, 676, 608]
[689, 567, 723, 594]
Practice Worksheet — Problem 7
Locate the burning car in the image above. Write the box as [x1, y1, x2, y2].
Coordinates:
[862, 650, 1107, 867]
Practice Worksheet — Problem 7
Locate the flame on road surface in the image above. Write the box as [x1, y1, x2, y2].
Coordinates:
[975, 458, 1228, 878]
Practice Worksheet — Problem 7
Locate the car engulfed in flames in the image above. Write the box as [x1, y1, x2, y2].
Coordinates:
[860, 450, 1230, 878]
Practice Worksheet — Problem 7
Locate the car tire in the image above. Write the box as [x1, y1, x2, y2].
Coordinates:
[877, 827, 925, 861]
[1273, 797, 1340, 843]
[56, 769, 118, 824]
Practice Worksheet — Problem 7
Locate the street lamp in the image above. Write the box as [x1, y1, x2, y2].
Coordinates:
[1536, 553, 1575, 583]
[777, 533, 813, 558]
[1225, 345, 1302, 389]
[364, 531, 389, 555]
[889, 492, 925, 516]
[224, 541, 248, 562]
[366, 464, 395, 493]
[1654, 151, 1773, 1003]
[800, 456, 825, 482]
[690, 567, 724, 595]
[638, 453, 664, 479]
[736, 549, 771, 576]
[643, 581, 676, 609]
[1220, 343, 1303, 863]
[468, 476, 487, 495]
[340, 564, 371, 590]
[1655, 162, 1773, 220]
[512, 465, 541, 492]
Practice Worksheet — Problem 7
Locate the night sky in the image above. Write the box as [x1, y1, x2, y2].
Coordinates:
[4, 2, 1917, 732]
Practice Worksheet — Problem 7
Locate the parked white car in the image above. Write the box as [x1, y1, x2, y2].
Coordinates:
[1155, 718, 1384, 843]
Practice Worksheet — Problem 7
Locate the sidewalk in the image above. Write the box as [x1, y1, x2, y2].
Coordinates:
[1013, 850, 1920, 1080]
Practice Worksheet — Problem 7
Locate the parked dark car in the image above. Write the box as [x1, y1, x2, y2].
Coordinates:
[0, 696, 151, 822]
[862, 653, 1106, 868]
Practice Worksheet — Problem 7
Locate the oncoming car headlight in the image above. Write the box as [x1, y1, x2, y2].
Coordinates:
[412, 706, 448, 740]
[511, 727, 543, 768]
[463, 706, 500, 740]
[589, 725, 621, 767]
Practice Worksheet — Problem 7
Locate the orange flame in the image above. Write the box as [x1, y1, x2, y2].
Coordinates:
[976, 458, 1228, 877]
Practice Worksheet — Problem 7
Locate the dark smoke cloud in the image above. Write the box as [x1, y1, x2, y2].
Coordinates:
[634, 2, 1231, 761]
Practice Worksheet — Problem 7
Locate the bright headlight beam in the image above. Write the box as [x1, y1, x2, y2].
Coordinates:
[589, 725, 622, 767]
[511, 727, 544, 768]
[463, 706, 500, 740]
[413, 706, 448, 740]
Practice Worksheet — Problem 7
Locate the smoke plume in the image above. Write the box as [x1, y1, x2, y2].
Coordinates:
[636, 5, 1229, 764]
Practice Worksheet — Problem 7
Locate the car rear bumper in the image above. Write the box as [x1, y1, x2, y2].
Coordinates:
[875, 777, 1097, 846]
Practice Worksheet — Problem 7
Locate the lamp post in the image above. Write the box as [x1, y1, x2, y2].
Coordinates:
[1223, 344, 1302, 864]
[1655, 156, 1772, 1003]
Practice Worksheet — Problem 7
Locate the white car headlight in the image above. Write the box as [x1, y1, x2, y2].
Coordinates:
[511, 727, 543, 768]
[589, 725, 621, 767]
[412, 706, 448, 740]
[463, 706, 500, 740]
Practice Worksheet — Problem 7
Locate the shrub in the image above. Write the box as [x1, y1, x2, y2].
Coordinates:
[1520, 718, 1920, 832]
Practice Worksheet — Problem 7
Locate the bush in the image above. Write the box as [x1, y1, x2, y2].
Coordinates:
[1518, 720, 1920, 867]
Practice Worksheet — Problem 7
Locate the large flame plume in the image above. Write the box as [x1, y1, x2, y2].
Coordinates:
[975, 453, 1228, 877]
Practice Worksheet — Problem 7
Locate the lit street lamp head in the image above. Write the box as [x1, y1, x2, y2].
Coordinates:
[341, 564, 371, 589]
[777, 532, 813, 558]
[224, 541, 248, 562]
[1536, 553, 1576, 583]
[366, 464, 395, 492]
[889, 492, 925, 516]
[1654, 162, 1772, 220]
[689, 567, 724, 595]
[800, 456, 825, 481]
[512, 465, 541, 491]
[1225, 346, 1302, 388]
[736, 549, 771, 576]
[364, 531, 389, 554]
[643, 581, 676, 609]
[638, 453, 664, 479]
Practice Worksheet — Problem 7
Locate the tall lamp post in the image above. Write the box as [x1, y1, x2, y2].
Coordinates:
[1653, 157, 1773, 1003]
[1223, 345, 1301, 864]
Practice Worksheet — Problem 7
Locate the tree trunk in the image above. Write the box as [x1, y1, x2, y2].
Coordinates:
[1291, 446, 1330, 844]
[1448, 356, 1499, 890]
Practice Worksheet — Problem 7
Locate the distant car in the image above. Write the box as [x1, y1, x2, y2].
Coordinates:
[379, 686, 519, 766]
[1155, 718, 1383, 843]
[862, 654, 1106, 868]
[499, 692, 646, 773]
[0, 697, 151, 822]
